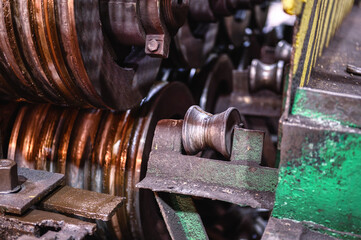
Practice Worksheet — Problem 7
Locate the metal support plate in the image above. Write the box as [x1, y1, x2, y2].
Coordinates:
[155, 193, 208, 240]
[137, 120, 278, 209]
[40, 186, 123, 221]
[262, 217, 339, 240]
[0, 209, 96, 240]
[0, 168, 64, 215]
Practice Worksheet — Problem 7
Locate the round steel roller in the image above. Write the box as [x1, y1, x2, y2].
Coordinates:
[8, 82, 194, 240]
[0, 0, 162, 111]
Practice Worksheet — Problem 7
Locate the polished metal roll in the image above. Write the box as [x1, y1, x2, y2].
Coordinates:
[182, 105, 242, 158]
[0, 0, 171, 111]
[249, 59, 284, 93]
[8, 82, 194, 240]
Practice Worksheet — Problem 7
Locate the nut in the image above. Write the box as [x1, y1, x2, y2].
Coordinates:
[0, 159, 19, 193]
[147, 39, 160, 52]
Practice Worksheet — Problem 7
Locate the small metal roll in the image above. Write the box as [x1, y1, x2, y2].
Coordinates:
[182, 106, 242, 158]
[249, 59, 284, 93]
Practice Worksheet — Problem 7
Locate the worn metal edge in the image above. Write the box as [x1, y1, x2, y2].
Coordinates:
[138, 177, 275, 209]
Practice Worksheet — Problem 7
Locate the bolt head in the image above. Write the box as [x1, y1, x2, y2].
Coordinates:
[0, 159, 19, 193]
[147, 39, 160, 52]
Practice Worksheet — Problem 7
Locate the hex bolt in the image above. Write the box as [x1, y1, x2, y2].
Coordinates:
[147, 39, 160, 52]
[0, 159, 20, 194]
[182, 106, 242, 159]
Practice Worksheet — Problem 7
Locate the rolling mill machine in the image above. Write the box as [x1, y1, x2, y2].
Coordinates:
[0, 0, 360, 240]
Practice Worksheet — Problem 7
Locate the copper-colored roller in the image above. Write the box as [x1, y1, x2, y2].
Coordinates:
[0, 0, 187, 110]
[8, 82, 194, 239]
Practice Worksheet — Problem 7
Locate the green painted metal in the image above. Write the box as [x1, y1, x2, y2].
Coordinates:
[230, 128, 264, 163]
[170, 194, 208, 240]
[292, 88, 361, 128]
[148, 151, 278, 193]
[155, 193, 208, 240]
[274, 128, 361, 238]
[138, 120, 277, 209]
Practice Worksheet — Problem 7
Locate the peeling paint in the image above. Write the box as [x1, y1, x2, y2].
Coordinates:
[274, 131, 361, 236]
[170, 194, 208, 240]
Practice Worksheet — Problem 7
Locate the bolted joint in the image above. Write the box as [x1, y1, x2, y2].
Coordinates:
[102, 0, 189, 58]
[0, 159, 20, 194]
[249, 59, 285, 94]
[182, 106, 242, 159]
[145, 35, 171, 58]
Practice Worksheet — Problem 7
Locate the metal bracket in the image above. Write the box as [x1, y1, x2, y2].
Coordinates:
[137, 119, 278, 209]
[0, 165, 123, 239]
[0, 168, 64, 215]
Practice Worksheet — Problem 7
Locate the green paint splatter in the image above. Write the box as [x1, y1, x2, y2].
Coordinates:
[273, 131, 361, 236]
[231, 128, 264, 163]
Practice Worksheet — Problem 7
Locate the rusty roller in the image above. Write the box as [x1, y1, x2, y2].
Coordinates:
[0, 0, 188, 111]
[7, 82, 194, 240]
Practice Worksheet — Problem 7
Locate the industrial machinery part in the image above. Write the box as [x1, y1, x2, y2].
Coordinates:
[1, 210, 96, 240]
[0, 159, 123, 240]
[261, 40, 292, 64]
[0, 0, 359, 239]
[182, 105, 241, 158]
[172, 0, 266, 68]
[249, 60, 284, 94]
[138, 106, 278, 209]
[102, 0, 189, 58]
[142, 3, 361, 239]
[214, 59, 284, 168]
[291, 0, 354, 88]
[215, 59, 285, 117]
[8, 82, 194, 239]
[0, 159, 20, 194]
[0, 0, 188, 110]
[274, 40, 292, 63]
[137, 106, 275, 239]
[271, 2, 361, 238]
